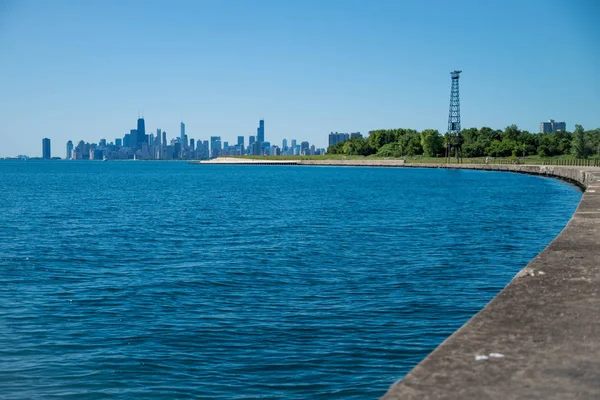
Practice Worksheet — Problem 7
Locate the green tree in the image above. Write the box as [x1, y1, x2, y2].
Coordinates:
[503, 124, 520, 141]
[376, 142, 403, 157]
[420, 129, 444, 157]
[572, 124, 587, 158]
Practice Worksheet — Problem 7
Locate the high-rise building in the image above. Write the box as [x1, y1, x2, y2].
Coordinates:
[190, 138, 195, 152]
[540, 119, 566, 133]
[282, 139, 288, 151]
[156, 129, 162, 146]
[257, 119, 264, 143]
[137, 118, 146, 148]
[162, 131, 167, 147]
[300, 141, 309, 155]
[252, 140, 261, 156]
[66, 140, 73, 160]
[201, 140, 209, 159]
[328, 132, 350, 146]
[237, 136, 244, 147]
[180, 122, 188, 147]
[42, 138, 51, 159]
[127, 129, 137, 148]
[210, 136, 221, 158]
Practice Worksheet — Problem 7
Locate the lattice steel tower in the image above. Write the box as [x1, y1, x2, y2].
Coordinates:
[446, 70, 462, 162]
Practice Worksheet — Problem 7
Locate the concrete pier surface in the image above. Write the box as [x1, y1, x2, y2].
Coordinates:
[197, 158, 600, 398]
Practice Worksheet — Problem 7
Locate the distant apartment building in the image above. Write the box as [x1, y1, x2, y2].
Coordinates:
[328, 132, 361, 146]
[540, 119, 566, 133]
[66, 140, 73, 160]
[42, 138, 51, 159]
[210, 136, 222, 158]
[300, 141, 310, 155]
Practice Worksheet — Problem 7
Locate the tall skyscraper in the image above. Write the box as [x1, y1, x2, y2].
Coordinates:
[156, 129, 162, 146]
[180, 122, 186, 147]
[210, 136, 221, 158]
[162, 131, 167, 147]
[237, 136, 244, 147]
[42, 138, 51, 159]
[190, 138, 195, 151]
[128, 129, 137, 148]
[137, 117, 146, 148]
[282, 138, 287, 150]
[66, 140, 73, 160]
[300, 141, 309, 155]
[257, 119, 265, 143]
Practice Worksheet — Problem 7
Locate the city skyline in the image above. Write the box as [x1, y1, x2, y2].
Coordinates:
[42, 117, 327, 161]
[0, 0, 599, 157]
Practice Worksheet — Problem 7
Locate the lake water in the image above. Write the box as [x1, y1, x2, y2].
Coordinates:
[0, 161, 581, 399]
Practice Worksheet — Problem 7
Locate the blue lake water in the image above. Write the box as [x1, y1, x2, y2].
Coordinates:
[0, 161, 581, 399]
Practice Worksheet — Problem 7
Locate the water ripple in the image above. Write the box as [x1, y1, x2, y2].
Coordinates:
[0, 161, 581, 399]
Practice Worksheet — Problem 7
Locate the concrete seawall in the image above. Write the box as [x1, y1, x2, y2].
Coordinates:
[381, 164, 600, 399]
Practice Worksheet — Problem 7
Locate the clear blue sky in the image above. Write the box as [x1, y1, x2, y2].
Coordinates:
[0, 0, 598, 157]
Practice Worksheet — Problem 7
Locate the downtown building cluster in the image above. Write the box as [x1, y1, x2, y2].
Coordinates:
[62, 117, 326, 160]
[328, 131, 363, 146]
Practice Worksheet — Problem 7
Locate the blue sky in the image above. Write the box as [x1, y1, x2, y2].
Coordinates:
[0, 0, 598, 157]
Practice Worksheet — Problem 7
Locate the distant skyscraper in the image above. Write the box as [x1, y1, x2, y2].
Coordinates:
[249, 135, 255, 145]
[300, 141, 309, 155]
[66, 140, 73, 160]
[282, 138, 287, 150]
[180, 122, 186, 145]
[251, 141, 261, 156]
[42, 138, 51, 159]
[237, 136, 244, 147]
[328, 132, 351, 146]
[257, 119, 265, 143]
[202, 140, 209, 158]
[540, 119, 566, 133]
[156, 129, 162, 146]
[210, 136, 221, 158]
[190, 138, 195, 151]
[162, 131, 167, 147]
[115, 138, 122, 147]
[137, 117, 146, 148]
[128, 129, 137, 148]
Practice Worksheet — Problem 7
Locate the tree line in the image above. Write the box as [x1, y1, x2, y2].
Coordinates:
[327, 125, 600, 159]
